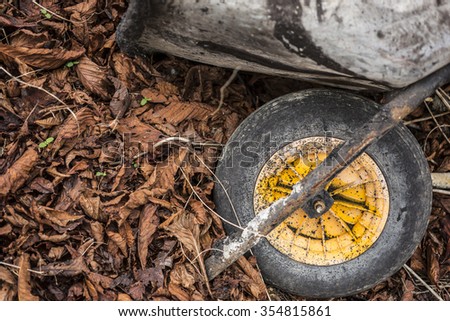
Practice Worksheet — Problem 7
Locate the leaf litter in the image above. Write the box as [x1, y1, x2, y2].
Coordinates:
[0, 0, 449, 301]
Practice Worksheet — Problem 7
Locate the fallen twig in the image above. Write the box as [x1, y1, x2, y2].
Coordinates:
[424, 100, 450, 145]
[424, 125, 450, 153]
[404, 110, 450, 125]
[403, 264, 443, 301]
[0, 261, 45, 275]
[179, 166, 249, 233]
[32, 0, 88, 25]
[436, 88, 450, 111]
[211, 67, 240, 116]
[433, 189, 450, 195]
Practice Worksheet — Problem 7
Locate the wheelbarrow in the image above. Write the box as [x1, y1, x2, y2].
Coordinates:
[118, 0, 450, 297]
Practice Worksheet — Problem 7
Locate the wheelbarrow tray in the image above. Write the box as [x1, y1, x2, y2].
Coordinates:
[118, 0, 450, 91]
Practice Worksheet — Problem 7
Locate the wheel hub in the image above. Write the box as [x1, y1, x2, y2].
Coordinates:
[254, 137, 390, 266]
[303, 189, 335, 218]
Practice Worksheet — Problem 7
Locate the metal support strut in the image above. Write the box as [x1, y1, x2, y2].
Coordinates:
[205, 64, 450, 280]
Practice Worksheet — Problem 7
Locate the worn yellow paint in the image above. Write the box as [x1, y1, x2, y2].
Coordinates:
[254, 137, 389, 266]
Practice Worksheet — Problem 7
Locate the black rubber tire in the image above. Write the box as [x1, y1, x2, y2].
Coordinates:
[214, 89, 432, 298]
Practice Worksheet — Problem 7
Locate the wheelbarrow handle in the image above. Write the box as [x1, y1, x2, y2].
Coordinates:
[205, 64, 450, 280]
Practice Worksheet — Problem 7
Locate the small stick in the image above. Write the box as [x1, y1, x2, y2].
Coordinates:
[179, 166, 252, 233]
[404, 264, 443, 301]
[424, 100, 450, 145]
[211, 67, 240, 116]
[404, 110, 450, 125]
[190, 151, 241, 226]
[32, 0, 77, 24]
[433, 189, 450, 195]
[436, 88, 450, 111]
[0, 27, 9, 45]
[0, 261, 45, 275]
[424, 125, 450, 152]
[153, 136, 192, 149]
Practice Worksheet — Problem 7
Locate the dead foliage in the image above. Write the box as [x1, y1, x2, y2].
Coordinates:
[0, 0, 449, 302]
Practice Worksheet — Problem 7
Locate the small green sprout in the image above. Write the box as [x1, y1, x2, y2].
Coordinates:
[38, 137, 55, 149]
[140, 97, 151, 106]
[40, 8, 52, 19]
[65, 61, 79, 68]
[95, 171, 107, 177]
[132, 162, 139, 169]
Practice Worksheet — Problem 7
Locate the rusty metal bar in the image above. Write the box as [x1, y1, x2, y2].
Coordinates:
[205, 64, 450, 280]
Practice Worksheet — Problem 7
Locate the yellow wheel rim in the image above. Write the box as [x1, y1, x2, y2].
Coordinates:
[254, 137, 390, 266]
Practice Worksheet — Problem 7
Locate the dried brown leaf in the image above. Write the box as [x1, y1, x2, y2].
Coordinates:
[118, 188, 166, 224]
[18, 254, 39, 301]
[401, 280, 415, 301]
[147, 148, 188, 190]
[0, 43, 85, 70]
[10, 29, 50, 48]
[40, 20, 68, 36]
[35, 116, 62, 128]
[4, 205, 32, 228]
[410, 246, 426, 273]
[0, 284, 16, 301]
[38, 232, 70, 242]
[155, 101, 214, 126]
[439, 197, 450, 214]
[29, 177, 54, 194]
[0, 148, 38, 196]
[146, 197, 172, 210]
[90, 221, 105, 243]
[120, 221, 135, 248]
[111, 165, 126, 192]
[0, 106, 22, 132]
[38, 206, 84, 227]
[237, 256, 266, 300]
[128, 282, 145, 300]
[141, 88, 168, 104]
[40, 256, 88, 277]
[87, 272, 114, 289]
[67, 282, 85, 300]
[136, 267, 164, 288]
[155, 80, 179, 97]
[110, 79, 130, 118]
[48, 247, 66, 260]
[76, 56, 112, 100]
[85, 278, 99, 300]
[165, 212, 201, 255]
[437, 156, 450, 172]
[117, 293, 133, 301]
[189, 199, 208, 225]
[0, 266, 15, 285]
[79, 193, 104, 222]
[165, 211, 212, 294]
[427, 243, 440, 286]
[168, 283, 190, 301]
[53, 107, 96, 147]
[138, 204, 159, 269]
[64, 0, 97, 17]
[0, 14, 36, 28]
[170, 263, 196, 289]
[107, 230, 128, 256]
[116, 116, 162, 146]
[0, 224, 13, 236]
